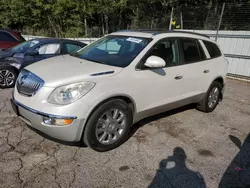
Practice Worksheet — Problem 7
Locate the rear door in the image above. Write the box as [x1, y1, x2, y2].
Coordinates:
[0, 31, 19, 49]
[201, 40, 224, 88]
[178, 38, 209, 98]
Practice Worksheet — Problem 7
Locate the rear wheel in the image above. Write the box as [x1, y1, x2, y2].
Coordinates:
[197, 81, 222, 113]
[0, 67, 17, 89]
[83, 99, 133, 152]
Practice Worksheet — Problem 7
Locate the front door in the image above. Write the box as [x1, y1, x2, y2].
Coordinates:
[134, 38, 189, 118]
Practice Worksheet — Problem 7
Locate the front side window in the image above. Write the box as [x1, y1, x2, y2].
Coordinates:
[36, 43, 60, 55]
[149, 38, 180, 67]
[180, 39, 204, 63]
[74, 36, 151, 68]
[203, 40, 221, 58]
[11, 40, 40, 53]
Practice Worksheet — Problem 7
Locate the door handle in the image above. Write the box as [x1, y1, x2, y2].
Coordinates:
[175, 75, 183, 80]
[204, 70, 210, 74]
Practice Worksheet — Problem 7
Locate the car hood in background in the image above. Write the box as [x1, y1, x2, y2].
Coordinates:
[25, 55, 123, 88]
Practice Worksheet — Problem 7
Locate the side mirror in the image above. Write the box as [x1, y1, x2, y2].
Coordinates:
[145, 56, 166, 68]
[26, 50, 38, 56]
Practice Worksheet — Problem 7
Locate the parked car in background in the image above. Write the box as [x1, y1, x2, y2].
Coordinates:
[0, 38, 86, 88]
[11, 30, 228, 152]
[0, 29, 25, 50]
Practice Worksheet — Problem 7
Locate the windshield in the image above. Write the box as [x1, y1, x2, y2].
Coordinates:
[10, 40, 40, 53]
[74, 35, 151, 67]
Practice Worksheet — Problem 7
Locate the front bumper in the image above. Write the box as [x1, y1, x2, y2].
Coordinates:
[11, 99, 85, 142]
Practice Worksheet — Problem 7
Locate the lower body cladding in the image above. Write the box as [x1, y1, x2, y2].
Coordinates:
[11, 99, 85, 142]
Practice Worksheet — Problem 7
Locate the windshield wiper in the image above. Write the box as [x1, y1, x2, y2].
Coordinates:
[82, 57, 104, 64]
[69, 52, 80, 57]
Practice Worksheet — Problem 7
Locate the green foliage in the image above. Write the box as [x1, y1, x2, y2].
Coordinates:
[0, 0, 249, 37]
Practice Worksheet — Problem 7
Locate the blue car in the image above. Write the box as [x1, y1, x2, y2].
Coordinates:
[0, 38, 86, 88]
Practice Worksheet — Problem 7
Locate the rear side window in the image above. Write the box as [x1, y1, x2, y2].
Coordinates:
[203, 41, 221, 58]
[65, 43, 83, 53]
[180, 39, 205, 63]
[0, 31, 17, 42]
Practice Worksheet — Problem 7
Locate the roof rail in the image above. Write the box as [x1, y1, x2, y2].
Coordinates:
[116, 29, 210, 38]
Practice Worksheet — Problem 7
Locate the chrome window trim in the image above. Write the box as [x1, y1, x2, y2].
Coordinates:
[13, 99, 77, 119]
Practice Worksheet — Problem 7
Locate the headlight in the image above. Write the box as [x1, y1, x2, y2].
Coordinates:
[48, 82, 95, 105]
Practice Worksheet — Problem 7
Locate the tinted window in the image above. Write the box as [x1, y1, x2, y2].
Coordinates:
[65, 43, 82, 53]
[148, 38, 180, 67]
[203, 41, 221, 58]
[35, 43, 60, 55]
[180, 39, 204, 63]
[74, 36, 150, 68]
[0, 32, 17, 42]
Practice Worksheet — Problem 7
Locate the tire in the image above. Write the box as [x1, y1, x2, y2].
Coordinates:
[197, 81, 222, 113]
[83, 99, 133, 152]
[0, 67, 18, 89]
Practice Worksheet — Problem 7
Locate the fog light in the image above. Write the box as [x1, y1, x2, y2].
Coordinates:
[43, 117, 73, 126]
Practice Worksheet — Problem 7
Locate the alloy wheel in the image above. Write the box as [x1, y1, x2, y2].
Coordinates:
[0, 69, 16, 87]
[208, 87, 220, 109]
[95, 108, 126, 145]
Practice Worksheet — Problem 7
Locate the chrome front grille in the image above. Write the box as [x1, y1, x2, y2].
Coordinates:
[16, 69, 44, 97]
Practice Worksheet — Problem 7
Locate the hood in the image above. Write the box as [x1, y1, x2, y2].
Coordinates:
[25, 55, 123, 88]
[0, 50, 14, 60]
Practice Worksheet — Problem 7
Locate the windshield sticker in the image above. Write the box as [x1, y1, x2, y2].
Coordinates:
[126, 37, 142, 43]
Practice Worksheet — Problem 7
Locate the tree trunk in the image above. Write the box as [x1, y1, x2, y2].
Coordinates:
[101, 14, 105, 35]
[84, 16, 88, 36]
[150, 19, 154, 29]
[104, 14, 108, 34]
[47, 16, 58, 37]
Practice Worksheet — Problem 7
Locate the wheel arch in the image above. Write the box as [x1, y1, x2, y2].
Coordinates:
[80, 94, 137, 141]
[213, 76, 224, 86]
[0, 65, 19, 75]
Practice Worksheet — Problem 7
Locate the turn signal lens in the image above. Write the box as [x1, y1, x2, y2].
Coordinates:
[43, 117, 73, 126]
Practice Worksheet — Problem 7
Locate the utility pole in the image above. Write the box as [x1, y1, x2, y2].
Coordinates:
[169, 7, 174, 30]
[216, 2, 225, 41]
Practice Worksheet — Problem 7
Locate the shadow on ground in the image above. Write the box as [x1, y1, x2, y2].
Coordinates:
[129, 104, 196, 139]
[219, 133, 250, 188]
[149, 147, 206, 188]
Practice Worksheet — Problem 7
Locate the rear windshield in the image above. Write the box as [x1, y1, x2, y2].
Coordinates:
[72, 35, 151, 68]
[11, 40, 40, 53]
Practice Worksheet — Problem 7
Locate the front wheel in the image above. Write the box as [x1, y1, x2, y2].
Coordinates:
[83, 99, 133, 152]
[197, 81, 222, 113]
[0, 67, 18, 89]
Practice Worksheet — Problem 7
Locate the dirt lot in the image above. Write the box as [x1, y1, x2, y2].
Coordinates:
[0, 79, 249, 188]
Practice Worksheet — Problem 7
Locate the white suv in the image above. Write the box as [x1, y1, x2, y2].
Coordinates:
[11, 30, 228, 151]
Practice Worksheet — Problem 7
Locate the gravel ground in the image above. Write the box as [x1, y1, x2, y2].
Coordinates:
[0, 79, 249, 188]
